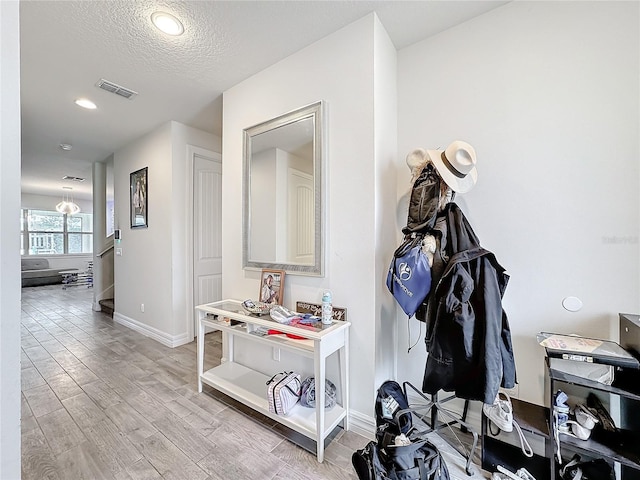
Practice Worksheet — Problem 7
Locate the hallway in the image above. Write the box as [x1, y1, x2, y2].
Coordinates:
[20, 286, 364, 480]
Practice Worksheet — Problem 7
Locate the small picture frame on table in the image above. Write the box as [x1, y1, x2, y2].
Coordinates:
[259, 269, 285, 305]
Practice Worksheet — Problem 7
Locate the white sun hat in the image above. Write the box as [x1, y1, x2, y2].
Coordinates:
[427, 140, 478, 193]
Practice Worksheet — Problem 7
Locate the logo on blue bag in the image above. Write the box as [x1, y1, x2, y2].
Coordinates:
[398, 262, 412, 281]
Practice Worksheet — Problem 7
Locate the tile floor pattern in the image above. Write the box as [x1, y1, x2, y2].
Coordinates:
[20, 285, 487, 480]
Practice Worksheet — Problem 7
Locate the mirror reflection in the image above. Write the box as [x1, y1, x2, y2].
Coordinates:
[243, 102, 323, 276]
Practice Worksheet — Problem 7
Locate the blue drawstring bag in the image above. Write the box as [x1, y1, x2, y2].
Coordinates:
[386, 235, 431, 318]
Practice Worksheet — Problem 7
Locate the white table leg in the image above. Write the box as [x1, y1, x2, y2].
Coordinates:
[197, 314, 205, 393]
[314, 340, 326, 462]
[227, 332, 234, 363]
[339, 329, 350, 431]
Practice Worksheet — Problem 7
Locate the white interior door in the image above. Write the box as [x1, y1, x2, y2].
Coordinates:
[287, 168, 314, 264]
[193, 149, 222, 335]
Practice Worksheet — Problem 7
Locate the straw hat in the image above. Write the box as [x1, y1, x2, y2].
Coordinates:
[427, 140, 478, 193]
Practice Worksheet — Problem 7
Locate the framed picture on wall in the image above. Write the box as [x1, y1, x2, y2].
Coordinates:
[130, 167, 148, 228]
[259, 269, 285, 305]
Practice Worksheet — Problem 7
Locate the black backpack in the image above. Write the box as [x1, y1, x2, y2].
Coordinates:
[353, 380, 450, 480]
[403, 163, 441, 235]
[375, 380, 413, 447]
[352, 441, 388, 480]
[352, 437, 450, 480]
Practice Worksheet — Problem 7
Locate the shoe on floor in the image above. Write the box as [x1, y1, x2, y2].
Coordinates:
[484, 392, 513, 432]
[494, 465, 537, 480]
[516, 467, 537, 480]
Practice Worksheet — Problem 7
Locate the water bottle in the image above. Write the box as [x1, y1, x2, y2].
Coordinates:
[321, 291, 333, 325]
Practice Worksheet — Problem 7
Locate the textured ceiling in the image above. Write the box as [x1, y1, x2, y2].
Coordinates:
[19, 0, 508, 200]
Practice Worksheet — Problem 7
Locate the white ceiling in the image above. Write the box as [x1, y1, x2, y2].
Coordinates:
[19, 0, 508, 201]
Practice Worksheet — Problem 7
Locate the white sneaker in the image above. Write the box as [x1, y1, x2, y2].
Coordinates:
[484, 392, 513, 432]
[574, 404, 598, 430]
[495, 465, 537, 480]
[515, 468, 537, 480]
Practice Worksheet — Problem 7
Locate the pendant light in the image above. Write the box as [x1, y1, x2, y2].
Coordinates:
[56, 187, 80, 215]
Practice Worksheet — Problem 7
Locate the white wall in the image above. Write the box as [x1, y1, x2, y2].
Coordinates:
[0, 1, 22, 477]
[222, 13, 398, 429]
[114, 121, 220, 346]
[373, 15, 399, 390]
[396, 1, 639, 406]
[114, 122, 173, 338]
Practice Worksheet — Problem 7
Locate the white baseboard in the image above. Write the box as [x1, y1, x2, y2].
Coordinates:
[113, 312, 190, 348]
[348, 410, 376, 440]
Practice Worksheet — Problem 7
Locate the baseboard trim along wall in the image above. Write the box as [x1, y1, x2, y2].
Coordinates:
[348, 410, 376, 439]
[113, 312, 190, 348]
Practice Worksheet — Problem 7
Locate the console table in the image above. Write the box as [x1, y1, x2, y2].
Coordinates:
[195, 300, 350, 462]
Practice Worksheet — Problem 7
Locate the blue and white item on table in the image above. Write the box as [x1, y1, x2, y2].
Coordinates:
[321, 291, 333, 325]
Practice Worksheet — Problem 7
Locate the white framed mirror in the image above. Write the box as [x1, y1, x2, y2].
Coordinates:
[242, 101, 324, 276]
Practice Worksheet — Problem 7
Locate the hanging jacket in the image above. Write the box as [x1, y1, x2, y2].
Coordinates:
[421, 203, 516, 404]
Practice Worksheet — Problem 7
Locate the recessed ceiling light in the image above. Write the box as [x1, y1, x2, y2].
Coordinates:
[151, 11, 184, 36]
[59, 143, 72, 151]
[75, 98, 97, 110]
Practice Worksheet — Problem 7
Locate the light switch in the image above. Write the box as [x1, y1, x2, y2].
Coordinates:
[116, 248, 122, 256]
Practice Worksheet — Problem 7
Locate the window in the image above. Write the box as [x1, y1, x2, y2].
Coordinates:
[21, 209, 93, 255]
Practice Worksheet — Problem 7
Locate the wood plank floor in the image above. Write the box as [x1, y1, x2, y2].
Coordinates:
[20, 285, 485, 480]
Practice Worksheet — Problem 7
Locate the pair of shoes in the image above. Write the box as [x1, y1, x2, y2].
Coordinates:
[574, 404, 598, 430]
[560, 454, 582, 480]
[516, 468, 536, 480]
[484, 392, 513, 432]
[554, 397, 599, 441]
[587, 392, 616, 432]
[494, 465, 537, 480]
[560, 454, 615, 480]
[564, 404, 599, 440]
[485, 393, 533, 457]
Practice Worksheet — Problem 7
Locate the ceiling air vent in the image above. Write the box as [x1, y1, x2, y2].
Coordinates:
[96, 78, 138, 100]
[62, 175, 85, 182]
